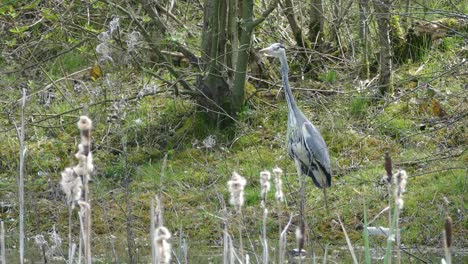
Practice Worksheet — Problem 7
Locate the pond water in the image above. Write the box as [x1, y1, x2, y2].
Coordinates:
[3, 237, 467, 263]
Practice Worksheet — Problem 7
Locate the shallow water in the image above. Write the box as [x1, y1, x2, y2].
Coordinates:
[3, 238, 468, 263]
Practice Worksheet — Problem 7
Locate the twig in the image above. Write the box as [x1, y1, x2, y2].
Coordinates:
[337, 214, 358, 264]
[1, 40, 87, 75]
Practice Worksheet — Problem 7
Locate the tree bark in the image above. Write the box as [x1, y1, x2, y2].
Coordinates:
[359, 0, 370, 79]
[330, 0, 340, 45]
[373, 0, 393, 95]
[282, 0, 310, 49]
[198, 0, 231, 121]
[309, 0, 324, 46]
[199, 0, 277, 119]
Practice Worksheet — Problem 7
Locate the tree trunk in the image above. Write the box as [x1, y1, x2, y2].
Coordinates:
[198, 0, 231, 121]
[373, 0, 393, 95]
[330, 0, 340, 45]
[359, 0, 370, 79]
[199, 0, 277, 119]
[282, 0, 310, 49]
[309, 0, 324, 46]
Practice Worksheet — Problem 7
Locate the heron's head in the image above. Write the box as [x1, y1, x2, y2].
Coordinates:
[259, 43, 286, 58]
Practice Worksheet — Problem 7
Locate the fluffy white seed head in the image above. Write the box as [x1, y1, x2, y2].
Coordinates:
[60, 168, 82, 205]
[393, 170, 408, 209]
[260, 170, 271, 201]
[155, 226, 171, 241]
[295, 226, 303, 241]
[155, 226, 172, 264]
[396, 198, 404, 210]
[228, 171, 247, 193]
[228, 171, 247, 210]
[77, 116, 92, 131]
[273, 166, 283, 176]
[273, 166, 284, 202]
[74, 144, 94, 179]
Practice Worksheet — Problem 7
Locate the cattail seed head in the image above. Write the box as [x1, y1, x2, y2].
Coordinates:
[77, 116, 92, 131]
[260, 170, 271, 206]
[60, 168, 82, 206]
[295, 222, 305, 252]
[444, 216, 452, 248]
[393, 170, 408, 209]
[227, 172, 247, 211]
[273, 166, 284, 202]
[155, 226, 172, 264]
[273, 166, 283, 176]
[384, 152, 393, 182]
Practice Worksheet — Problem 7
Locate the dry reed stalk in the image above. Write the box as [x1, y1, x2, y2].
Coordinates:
[1, 221, 6, 264]
[154, 226, 172, 264]
[16, 88, 27, 264]
[384, 152, 393, 264]
[227, 171, 247, 262]
[279, 215, 294, 264]
[394, 170, 407, 264]
[273, 167, 286, 263]
[261, 208, 268, 264]
[259, 170, 271, 264]
[60, 116, 94, 264]
[151, 192, 171, 264]
[151, 197, 157, 264]
[443, 208, 452, 264]
[337, 214, 358, 264]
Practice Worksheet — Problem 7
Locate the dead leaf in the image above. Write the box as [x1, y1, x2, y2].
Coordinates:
[432, 100, 446, 117]
[90, 64, 102, 81]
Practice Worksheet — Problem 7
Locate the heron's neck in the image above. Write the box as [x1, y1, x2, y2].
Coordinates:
[279, 53, 298, 113]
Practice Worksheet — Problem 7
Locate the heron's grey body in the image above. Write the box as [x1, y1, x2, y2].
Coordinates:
[260, 43, 331, 190]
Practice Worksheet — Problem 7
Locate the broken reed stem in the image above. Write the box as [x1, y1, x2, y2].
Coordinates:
[384, 152, 393, 264]
[279, 215, 294, 264]
[17, 88, 26, 264]
[151, 198, 156, 264]
[395, 204, 401, 264]
[337, 214, 358, 264]
[1, 221, 6, 264]
[68, 207, 73, 264]
[261, 208, 268, 264]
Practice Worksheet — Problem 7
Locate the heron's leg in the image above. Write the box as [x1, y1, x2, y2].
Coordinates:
[321, 176, 330, 214]
[294, 159, 306, 254]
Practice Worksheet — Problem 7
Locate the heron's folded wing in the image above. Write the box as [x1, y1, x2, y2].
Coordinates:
[302, 122, 332, 185]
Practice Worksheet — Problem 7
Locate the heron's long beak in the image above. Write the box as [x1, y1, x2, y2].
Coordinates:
[259, 47, 273, 56]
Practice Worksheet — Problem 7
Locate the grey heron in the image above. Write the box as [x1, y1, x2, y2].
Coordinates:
[259, 43, 331, 211]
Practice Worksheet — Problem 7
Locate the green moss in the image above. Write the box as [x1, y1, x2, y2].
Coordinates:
[350, 97, 369, 117]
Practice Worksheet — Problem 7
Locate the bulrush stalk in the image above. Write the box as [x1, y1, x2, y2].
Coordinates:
[259, 170, 271, 207]
[394, 170, 407, 264]
[60, 116, 94, 264]
[1, 221, 5, 264]
[259, 170, 271, 264]
[273, 167, 284, 203]
[443, 197, 452, 264]
[227, 172, 247, 213]
[384, 169, 409, 264]
[154, 226, 172, 264]
[273, 166, 286, 263]
[227, 171, 247, 262]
